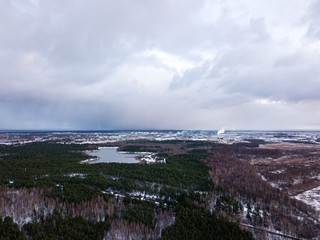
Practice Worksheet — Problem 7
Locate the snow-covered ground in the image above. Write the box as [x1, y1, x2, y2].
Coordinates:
[67, 173, 87, 178]
[257, 173, 281, 189]
[294, 186, 320, 212]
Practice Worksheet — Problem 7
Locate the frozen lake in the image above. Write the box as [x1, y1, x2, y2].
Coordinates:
[87, 147, 143, 164]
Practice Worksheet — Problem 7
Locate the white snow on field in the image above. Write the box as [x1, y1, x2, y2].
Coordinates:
[293, 179, 302, 185]
[270, 169, 286, 174]
[294, 186, 320, 212]
[311, 174, 320, 181]
[68, 173, 86, 178]
[257, 173, 281, 189]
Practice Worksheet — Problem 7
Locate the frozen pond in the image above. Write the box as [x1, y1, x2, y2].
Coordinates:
[87, 147, 144, 164]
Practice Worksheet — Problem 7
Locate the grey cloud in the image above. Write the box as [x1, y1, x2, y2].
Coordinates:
[0, 0, 319, 130]
[172, 35, 320, 106]
[306, 0, 320, 39]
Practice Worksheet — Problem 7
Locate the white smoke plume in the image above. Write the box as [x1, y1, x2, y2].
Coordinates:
[217, 128, 225, 136]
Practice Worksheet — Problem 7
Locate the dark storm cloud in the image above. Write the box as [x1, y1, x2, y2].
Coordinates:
[0, 0, 319, 130]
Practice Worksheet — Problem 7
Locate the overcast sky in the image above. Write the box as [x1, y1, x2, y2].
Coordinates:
[1, 0, 320, 130]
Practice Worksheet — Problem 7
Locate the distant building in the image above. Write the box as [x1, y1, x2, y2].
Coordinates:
[141, 154, 166, 164]
[0, 135, 9, 140]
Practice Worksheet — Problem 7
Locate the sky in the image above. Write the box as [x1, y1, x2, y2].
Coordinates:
[1, 0, 320, 130]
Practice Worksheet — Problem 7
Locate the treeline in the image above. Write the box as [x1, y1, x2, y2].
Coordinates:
[0, 211, 110, 240]
[159, 200, 254, 240]
[118, 145, 158, 153]
[122, 197, 156, 229]
[0, 215, 25, 240]
[24, 211, 110, 240]
[215, 191, 243, 216]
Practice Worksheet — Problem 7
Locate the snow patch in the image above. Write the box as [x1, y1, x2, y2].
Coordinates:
[294, 186, 320, 212]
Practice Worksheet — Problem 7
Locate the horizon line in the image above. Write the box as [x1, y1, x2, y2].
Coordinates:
[1, 129, 320, 132]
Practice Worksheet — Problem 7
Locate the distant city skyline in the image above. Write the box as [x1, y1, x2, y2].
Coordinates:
[1, 0, 320, 130]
